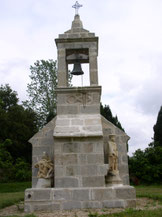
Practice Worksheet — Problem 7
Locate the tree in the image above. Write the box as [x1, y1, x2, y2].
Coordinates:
[153, 106, 162, 147]
[129, 146, 162, 184]
[24, 60, 58, 127]
[100, 103, 124, 131]
[0, 84, 38, 163]
[0, 84, 18, 111]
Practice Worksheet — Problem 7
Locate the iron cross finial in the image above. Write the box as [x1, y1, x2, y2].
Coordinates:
[72, 1, 83, 15]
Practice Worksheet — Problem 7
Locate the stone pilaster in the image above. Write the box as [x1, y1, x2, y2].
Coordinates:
[89, 48, 98, 85]
[57, 48, 68, 87]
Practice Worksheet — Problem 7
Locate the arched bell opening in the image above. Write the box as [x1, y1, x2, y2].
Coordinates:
[68, 63, 89, 87]
[66, 48, 90, 87]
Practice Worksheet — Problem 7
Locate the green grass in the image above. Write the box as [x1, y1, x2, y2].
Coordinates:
[88, 208, 162, 217]
[135, 185, 162, 202]
[0, 182, 31, 193]
[0, 182, 31, 209]
[4, 215, 36, 217]
[0, 192, 24, 209]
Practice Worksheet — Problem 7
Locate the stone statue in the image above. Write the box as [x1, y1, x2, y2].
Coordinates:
[108, 134, 118, 174]
[106, 134, 122, 185]
[35, 152, 54, 179]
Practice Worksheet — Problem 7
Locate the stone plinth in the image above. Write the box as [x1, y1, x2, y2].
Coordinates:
[25, 186, 136, 212]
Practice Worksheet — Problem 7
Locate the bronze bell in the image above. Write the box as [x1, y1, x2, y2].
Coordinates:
[71, 61, 84, 76]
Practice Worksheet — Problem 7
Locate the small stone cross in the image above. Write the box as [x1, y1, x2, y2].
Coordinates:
[72, 1, 83, 15]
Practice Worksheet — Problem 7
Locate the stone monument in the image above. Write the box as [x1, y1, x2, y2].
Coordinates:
[25, 2, 136, 212]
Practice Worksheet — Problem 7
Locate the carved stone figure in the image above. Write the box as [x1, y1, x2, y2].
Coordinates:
[35, 152, 54, 179]
[105, 134, 122, 185]
[108, 134, 118, 174]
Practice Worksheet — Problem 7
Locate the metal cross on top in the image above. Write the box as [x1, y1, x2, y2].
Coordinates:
[72, 1, 83, 15]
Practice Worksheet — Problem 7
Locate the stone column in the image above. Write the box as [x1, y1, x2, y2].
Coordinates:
[89, 48, 98, 86]
[57, 48, 68, 87]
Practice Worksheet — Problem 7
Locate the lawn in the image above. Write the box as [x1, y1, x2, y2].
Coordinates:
[88, 208, 162, 217]
[0, 182, 31, 193]
[135, 185, 162, 202]
[0, 182, 31, 209]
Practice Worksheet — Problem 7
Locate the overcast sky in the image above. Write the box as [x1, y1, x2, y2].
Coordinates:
[0, 0, 162, 155]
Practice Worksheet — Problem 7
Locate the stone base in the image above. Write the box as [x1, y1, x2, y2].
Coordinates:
[36, 178, 52, 188]
[25, 186, 136, 212]
[106, 171, 122, 186]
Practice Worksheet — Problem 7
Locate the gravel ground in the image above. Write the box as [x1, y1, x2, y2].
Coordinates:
[0, 198, 162, 217]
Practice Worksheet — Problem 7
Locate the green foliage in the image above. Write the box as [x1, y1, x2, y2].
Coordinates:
[0, 84, 38, 164]
[0, 140, 15, 182]
[129, 146, 162, 184]
[14, 158, 31, 182]
[0, 84, 38, 182]
[0, 142, 32, 182]
[24, 59, 58, 127]
[0, 84, 18, 111]
[100, 103, 124, 131]
[154, 106, 162, 147]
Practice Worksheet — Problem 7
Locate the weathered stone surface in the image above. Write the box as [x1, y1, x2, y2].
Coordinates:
[32, 203, 52, 211]
[78, 154, 87, 164]
[80, 165, 97, 176]
[55, 153, 78, 165]
[72, 189, 90, 201]
[126, 199, 136, 208]
[55, 166, 65, 177]
[53, 189, 72, 200]
[55, 177, 79, 187]
[87, 154, 104, 164]
[33, 146, 51, 156]
[115, 186, 136, 199]
[65, 165, 80, 176]
[62, 201, 82, 210]
[51, 203, 61, 210]
[63, 143, 80, 153]
[82, 143, 93, 153]
[36, 178, 52, 188]
[54, 114, 103, 137]
[82, 201, 102, 208]
[91, 188, 116, 200]
[97, 164, 108, 176]
[103, 200, 126, 208]
[25, 189, 51, 201]
[82, 176, 105, 187]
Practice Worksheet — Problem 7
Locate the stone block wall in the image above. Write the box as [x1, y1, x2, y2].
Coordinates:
[54, 137, 108, 188]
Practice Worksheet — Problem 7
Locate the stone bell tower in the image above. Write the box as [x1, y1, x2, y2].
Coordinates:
[53, 13, 107, 188]
[25, 3, 136, 212]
